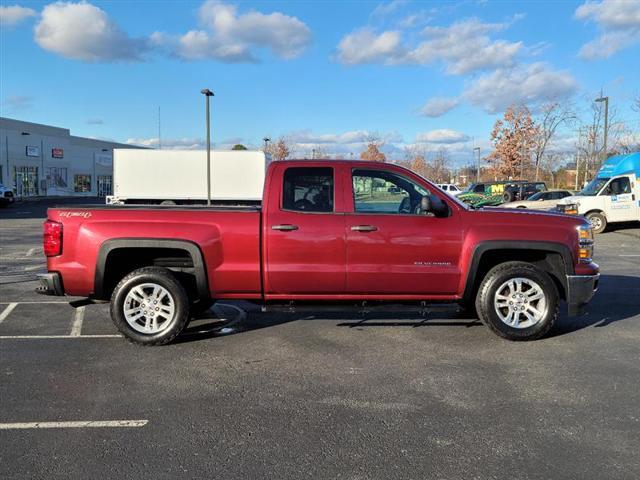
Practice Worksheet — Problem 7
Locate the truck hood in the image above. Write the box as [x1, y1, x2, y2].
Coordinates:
[470, 205, 588, 229]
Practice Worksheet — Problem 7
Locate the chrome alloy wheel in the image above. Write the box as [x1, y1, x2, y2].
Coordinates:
[493, 277, 547, 329]
[123, 283, 175, 334]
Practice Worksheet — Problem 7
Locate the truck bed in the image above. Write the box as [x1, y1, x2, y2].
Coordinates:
[46, 205, 263, 298]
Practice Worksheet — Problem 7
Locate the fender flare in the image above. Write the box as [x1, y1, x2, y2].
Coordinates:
[462, 240, 574, 301]
[94, 238, 209, 300]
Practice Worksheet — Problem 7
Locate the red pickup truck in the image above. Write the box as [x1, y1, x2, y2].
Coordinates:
[38, 160, 599, 344]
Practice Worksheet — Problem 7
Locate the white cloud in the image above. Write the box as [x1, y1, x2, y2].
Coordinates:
[419, 97, 460, 117]
[336, 29, 403, 64]
[2, 95, 33, 112]
[336, 18, 522, 74]
[575, 0, 640, 59]
[407, 18, 522, 74]
[371, 0, 409, 18]
[34, 1, 147, 62]
[156, 0, 311, 62]
[0, 4, 36, 27]
[464, 62, 578, 113]
[415, 129, 469, 144]
[126, 137, 205, 150]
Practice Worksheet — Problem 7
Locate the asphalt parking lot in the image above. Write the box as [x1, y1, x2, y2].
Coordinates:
[1, 199, 639, 479]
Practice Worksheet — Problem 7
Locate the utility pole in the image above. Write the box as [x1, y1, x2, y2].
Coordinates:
[201, 89, 214, 206]
[473, 147, 480, 182]
[595, 95, 609, 166]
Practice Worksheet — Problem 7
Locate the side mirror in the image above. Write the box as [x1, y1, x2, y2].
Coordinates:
[421, 194, 449, 217]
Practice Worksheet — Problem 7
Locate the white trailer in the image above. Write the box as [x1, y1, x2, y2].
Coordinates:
[107, 149, 270, 205]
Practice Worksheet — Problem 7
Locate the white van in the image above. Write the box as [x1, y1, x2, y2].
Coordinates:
[556, 152, 640, 233]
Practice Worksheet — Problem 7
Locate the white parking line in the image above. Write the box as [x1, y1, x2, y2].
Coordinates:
[0, 303, 18, 324]
[70, 306, 85, 336]
[0, 335, 121, 339]
[619, 254, 640, 257]
[0, 420, 148, 430]
[0, 301, 68, 305]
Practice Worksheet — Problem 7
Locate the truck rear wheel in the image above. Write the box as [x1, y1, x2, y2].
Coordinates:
[110, 267, 190, 346]
[586, 211, 607, 234]
[475, 261, 558, 341]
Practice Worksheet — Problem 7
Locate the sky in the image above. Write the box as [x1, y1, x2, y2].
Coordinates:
[1, 0, 639, 166]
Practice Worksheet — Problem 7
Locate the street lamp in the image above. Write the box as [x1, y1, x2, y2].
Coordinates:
[473, 147, 480, 182]
[201, 88, 214, 206]
[263, 137, 271, 153]
[595, 96, 609, 165]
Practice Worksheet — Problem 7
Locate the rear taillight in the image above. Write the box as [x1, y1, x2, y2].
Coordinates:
[43, 220, 63, 257]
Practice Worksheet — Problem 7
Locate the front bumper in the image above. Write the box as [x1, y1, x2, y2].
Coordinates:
[566, 274, 599, 316]
[36, 273, 65, 296]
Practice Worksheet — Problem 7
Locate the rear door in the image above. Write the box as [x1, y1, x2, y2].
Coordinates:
[264, 165, 346, 294]
[345, 167, 463, 296]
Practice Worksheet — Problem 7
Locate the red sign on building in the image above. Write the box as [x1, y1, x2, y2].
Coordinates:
[52, 148, 64, 158]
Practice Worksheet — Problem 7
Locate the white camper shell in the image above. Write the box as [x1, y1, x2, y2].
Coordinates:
[107, 149, 270, 205]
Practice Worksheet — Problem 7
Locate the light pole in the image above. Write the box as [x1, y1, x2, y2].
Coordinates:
[263, 137, 271, 153]
[595, 95, 608, 165]
[201, 88, 214, 206]
[473, 147, 480, 182]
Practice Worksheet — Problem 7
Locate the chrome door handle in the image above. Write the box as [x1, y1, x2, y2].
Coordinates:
[351, 225, 378, 232]
[272, 224, 299, 231]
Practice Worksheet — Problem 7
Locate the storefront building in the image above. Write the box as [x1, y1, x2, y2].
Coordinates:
[0, 117, 145, 198]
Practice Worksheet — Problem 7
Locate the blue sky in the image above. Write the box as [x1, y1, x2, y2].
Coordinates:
[1, 0, 639, 165]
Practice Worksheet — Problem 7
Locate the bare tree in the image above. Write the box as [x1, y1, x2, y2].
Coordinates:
[532, 101, 576, 180]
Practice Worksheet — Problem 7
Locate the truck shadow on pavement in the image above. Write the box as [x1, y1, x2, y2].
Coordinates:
[177, 274, 640, 343]
[551, 274, 640, 337]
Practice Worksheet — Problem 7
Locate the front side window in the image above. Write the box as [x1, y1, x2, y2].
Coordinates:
[282, 167, 334, 212]
[74, 175, 92, 193]
[352, 169, 430, 214]
[604, 177, 631, 195]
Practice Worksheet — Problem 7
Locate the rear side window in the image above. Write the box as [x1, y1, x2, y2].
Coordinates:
[282, 167, 334, 212]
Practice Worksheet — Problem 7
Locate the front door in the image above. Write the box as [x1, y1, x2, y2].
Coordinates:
[346, 168, 463, 296]
[603, 175, 638, 222]
[265, 166, 346, 295]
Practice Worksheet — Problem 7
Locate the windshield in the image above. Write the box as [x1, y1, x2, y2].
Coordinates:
[579, 177, 609, 196]
[527, 191, 545, 201]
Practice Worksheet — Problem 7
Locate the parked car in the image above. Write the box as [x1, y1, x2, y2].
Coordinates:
[458, 181, 547, 206]
[0, 184, 15, 207]
[436, 184, 462, 196]
[557, 152, 640, 233]
[505, 190, 573, 210]
[38, 160, 598, 344]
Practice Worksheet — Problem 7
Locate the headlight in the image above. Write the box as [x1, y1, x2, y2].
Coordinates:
[577, 224, 594, 263]
[558, 203, 579, 215]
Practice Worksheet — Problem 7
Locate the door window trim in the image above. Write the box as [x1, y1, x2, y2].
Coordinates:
[280, 166, 337, 215]
[350, 167, 440, 217]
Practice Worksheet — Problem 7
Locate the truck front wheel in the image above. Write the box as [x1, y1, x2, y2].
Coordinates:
[110, 267, 190, 346]
[586, 211, 607, 234]
[475, 261, 559, 341]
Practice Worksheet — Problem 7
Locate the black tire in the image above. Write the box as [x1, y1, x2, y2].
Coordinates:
[586, 211, 607, 234]
[110, 267, 190, 346]
[475, 261, 559, 341]
[502, 191, 514, 203]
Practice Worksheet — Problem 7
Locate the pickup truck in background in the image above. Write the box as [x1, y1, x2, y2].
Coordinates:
[557, 152, 640, 233]
[38, 160, 599, 345]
